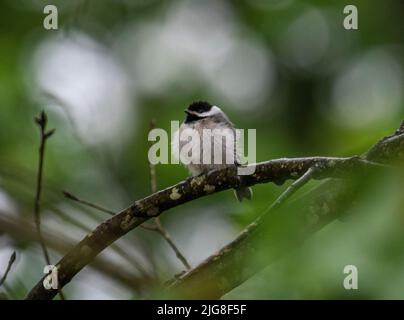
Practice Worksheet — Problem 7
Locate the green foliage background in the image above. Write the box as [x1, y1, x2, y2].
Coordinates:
[0, 0, 404, 299]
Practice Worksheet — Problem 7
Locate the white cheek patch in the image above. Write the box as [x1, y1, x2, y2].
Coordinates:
[196, 105, 222, 117]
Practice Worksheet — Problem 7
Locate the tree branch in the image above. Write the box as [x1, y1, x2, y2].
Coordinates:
[63, 119, 192, 272]
[26, 126, 404, 299]
[0, 213, 153, 293]
[63, 189, 192, 271]
[165, 127, 404, 299]
[62, 190, 164, 278]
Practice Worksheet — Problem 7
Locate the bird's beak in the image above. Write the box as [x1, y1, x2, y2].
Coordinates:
[184, 109, 191, 115]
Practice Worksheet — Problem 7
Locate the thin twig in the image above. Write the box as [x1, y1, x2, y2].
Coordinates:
[262, 166, 319, 216]
[34, 111, 53, 265]
[64, 189, 160, 232]
[0, 251, 16, 287]
[34, 111, 65, 300]
[153, 220, 191, 270]
[63, 191, 115, 215]
[144, 119, 191, 270]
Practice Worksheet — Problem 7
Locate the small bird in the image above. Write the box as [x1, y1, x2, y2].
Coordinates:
[172, 101, 252, 201]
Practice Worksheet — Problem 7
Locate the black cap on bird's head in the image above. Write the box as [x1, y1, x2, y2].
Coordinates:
[186, 101, 212, 114]
[184, 101, 212, 123]
[184, 101, 224, 123]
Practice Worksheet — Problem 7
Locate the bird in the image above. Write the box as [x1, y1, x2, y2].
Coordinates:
[172, 101, 252, 201]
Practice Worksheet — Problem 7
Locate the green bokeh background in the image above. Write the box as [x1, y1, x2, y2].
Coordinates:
[0, 0, 404, 299]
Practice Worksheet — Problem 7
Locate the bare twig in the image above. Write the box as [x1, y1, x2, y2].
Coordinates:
[143, 119, 191, 270]
[34, 111, 65, 300]
[262, 166, 319, 215]
[63, 191, 115, 215]
[0, 251, 16, 287]
[25, 126, 403, 299]
[150, 219, 191, 270]
[34, 111, 53, 265]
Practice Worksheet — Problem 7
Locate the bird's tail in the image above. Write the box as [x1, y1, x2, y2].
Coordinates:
[234, 187, 253, 202]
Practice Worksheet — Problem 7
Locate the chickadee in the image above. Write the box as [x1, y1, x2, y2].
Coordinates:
[173, 101, 252, 201]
